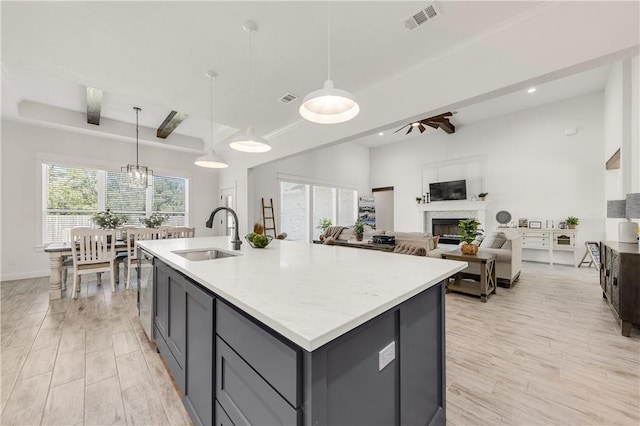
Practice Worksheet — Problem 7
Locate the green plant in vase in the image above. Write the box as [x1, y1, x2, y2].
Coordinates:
[566, 216, 579, 229]
[458, 218, 483, 255]
[92, 209, 128, 230]
[140, 213, 169, 228]
[353, 220, 365, 241]
[317, 218, 332, 235]
[478, 192, 488, 201]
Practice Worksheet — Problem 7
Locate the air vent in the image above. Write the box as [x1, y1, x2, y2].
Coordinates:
[278, 93, 298, 104]
[403, 2, 440, 31]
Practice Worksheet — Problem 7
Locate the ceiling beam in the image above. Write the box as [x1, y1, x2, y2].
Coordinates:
[157, 110, 188, 139]
[86, 87, 103, 125]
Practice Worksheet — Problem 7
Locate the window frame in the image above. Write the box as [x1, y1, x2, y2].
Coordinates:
[41, 159, 190, 245]
[277, 174, 358, 243]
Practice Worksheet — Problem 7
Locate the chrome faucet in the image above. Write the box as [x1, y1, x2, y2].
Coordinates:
[206, 207, 242, 250]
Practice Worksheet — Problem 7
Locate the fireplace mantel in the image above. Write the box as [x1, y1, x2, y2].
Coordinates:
[417, 200, 488, 212]
[417, 201, 488, 236]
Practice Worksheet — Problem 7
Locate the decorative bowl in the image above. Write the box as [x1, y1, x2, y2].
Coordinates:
[244, 234, 273, 248]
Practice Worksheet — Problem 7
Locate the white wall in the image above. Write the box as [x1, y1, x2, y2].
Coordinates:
[249, 142, 371, 234]
[1, 120, 220, 280]
[603, 57, 640, 240]
[370, 91, 606, 265]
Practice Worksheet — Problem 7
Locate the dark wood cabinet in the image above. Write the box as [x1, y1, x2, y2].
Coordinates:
[600, 242, 640, 336]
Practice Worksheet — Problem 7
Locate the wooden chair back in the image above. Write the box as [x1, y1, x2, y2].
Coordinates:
[70, 227, 115, 265]
[126, 228, 161, 261]
[165, 226, 196, 239]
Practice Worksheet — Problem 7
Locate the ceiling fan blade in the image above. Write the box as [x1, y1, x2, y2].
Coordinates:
[394, 124, 409, 133]
[418, 124, 426, 133]
[406, 126, 413, 135]
[424, 122, 439, 129]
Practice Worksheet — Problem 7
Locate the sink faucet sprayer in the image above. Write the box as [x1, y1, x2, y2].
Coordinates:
[206, 207, 242, 250]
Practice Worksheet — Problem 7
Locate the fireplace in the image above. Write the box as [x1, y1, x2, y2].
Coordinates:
[432, 218, 468, 245]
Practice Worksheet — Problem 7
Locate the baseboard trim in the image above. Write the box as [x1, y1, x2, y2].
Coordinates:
[1, 270, 50, 282]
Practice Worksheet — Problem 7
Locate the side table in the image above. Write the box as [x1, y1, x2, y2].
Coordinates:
[441, 250, 497, 302]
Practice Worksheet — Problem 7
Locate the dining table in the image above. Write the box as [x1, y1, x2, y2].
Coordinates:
[44, 240, 128, 300]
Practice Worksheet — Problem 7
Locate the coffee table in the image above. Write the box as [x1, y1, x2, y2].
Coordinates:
[441, 250, 496, 302]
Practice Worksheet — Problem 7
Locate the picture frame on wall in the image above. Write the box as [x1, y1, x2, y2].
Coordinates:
[529, 220, 542, 229]
[518, 218, 529, 228]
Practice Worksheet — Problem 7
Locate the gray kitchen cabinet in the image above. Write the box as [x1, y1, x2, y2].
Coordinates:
[154, 260, 215, 426]
[184, 279, 215, 426]
[154, 259, 446, 426]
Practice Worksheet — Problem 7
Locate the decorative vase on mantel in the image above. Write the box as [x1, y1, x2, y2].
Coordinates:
[460, 243, 479, 255]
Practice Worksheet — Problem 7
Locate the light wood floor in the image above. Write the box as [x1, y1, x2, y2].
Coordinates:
[0, 262, 638, 425]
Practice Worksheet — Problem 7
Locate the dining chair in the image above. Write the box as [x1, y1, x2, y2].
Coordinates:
[165, 226, 196, 239]
[70, 227, 116, 299]
[124, 227, 161, 289]
[114, 225, 139, 283]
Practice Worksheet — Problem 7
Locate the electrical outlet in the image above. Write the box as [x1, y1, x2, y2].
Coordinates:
[378, 341, 396, 371]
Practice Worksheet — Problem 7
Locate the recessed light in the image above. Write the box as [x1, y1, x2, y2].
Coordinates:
[378, 132, 384, 136]
[527, 87, 536, 93]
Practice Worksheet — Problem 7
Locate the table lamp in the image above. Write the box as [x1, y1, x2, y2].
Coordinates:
[625, 193, 640, 243]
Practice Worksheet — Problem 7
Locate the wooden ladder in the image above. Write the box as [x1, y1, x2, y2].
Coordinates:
[261, 198, 277, 238]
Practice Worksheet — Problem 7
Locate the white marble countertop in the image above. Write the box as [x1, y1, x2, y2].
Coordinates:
[138, 236, 467, 351]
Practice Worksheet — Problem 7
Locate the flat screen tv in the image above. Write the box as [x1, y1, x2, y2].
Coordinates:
[429, 179, 467, 201]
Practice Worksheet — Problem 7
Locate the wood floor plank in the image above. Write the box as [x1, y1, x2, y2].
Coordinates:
[42, 377, 84, 425]
[18, 344, 58, 380]
[111, 329, 140, 357]
[51, 348, 85, 387]
[0, 372, 51, 425]
[84, 376, 126, 425]
[85, 348, 117, 386]
[121, 384, 171, 426]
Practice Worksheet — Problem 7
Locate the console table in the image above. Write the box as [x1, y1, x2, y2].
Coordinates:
[516, 228, 578, 266]
[599, 242, 640, 337]
[441, 250, 496, 302]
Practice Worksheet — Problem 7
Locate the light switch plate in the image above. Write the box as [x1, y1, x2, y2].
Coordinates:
[378, 341, 396, 371]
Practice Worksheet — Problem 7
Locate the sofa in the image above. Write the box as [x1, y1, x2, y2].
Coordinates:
[320, 226, 521, 288]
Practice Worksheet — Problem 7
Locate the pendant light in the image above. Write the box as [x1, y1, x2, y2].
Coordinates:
[122, 106, 152, 188]
[229, 21, 271, 153]
[195, 71, 229, 168]
[299, 2, 359, 124]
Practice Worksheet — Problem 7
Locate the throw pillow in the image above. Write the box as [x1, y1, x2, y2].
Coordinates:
[433, 235, 439, 248]
[491, 232, 507, 248]
[501, 239, 512, 250]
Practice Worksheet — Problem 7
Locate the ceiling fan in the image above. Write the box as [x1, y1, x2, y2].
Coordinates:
[394, 112, 455, 135]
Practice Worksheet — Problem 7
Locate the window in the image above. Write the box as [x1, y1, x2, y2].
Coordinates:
[279, 177, 357, 242]
[43, 163, 188, 243]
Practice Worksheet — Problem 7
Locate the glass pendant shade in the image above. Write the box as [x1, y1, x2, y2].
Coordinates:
[229, 126, 271, 153]
[195, 149, 228, 168]
[122, 107, 152, 187]
[299, 79, 360, 124]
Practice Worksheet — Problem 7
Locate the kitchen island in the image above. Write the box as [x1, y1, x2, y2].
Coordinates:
[138, 236, 467, 426]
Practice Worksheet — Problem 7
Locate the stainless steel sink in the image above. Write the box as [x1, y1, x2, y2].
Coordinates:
[172, 249, 238, 261]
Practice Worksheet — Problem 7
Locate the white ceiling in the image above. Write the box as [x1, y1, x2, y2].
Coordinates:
[1, 1, 638, 161]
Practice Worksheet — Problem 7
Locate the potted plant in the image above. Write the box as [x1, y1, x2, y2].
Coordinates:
[92, 209, 128, 230]
[140, 213, 168, 228]
[353, 220, 365, 241]
[566, 216, 579, 229]
[458, 218, 484, 255]
[478, 192, 488, 201]
[416, 196, 422, 204]
[317, 218, 332, 235]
